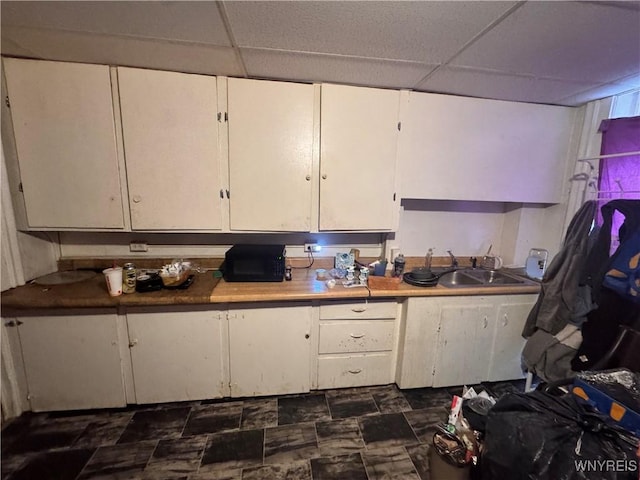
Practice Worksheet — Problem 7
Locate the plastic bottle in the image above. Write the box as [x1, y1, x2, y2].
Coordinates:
[393, 254, 405, 277]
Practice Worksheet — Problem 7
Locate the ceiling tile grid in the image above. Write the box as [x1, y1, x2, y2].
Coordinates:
[1, 0, 638, 106]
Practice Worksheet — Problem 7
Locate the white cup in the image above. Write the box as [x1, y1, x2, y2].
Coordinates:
[103, 267, 123, 296]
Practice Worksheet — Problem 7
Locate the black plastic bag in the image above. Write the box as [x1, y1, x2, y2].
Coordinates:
[482, 391, 639, 480]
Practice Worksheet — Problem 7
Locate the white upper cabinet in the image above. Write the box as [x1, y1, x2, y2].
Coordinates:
[398, 92, 576, 203]
[227, 78, 314, 231]
[320, 84, 400, 230]
[118, 67, 222, 230]
[3, 58, 124, 229]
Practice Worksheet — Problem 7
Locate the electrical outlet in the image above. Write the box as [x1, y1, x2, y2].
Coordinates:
[304, 243, 321, 253]
[129, 242, 148, 252]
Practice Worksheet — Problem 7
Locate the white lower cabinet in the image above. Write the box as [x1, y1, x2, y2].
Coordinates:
[126, 307, 228, 404]
[228, 303, 312, 397]
[396, 294, 537, 389]
[316, 300, 399, 389]
[8, 313, 126, 412]
[432, 303, 495, 387]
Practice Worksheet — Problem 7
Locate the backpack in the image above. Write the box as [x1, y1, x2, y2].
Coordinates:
[586, 200, 640, 304]
[602, 200, 640, 303]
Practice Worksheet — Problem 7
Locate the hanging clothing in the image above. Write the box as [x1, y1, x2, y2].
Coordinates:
[523, 200, 597, 338]
[521, 201, 597, 382]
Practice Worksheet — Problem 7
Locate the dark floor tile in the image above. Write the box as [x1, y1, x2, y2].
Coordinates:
[325, 390, 379, 419]
[1, 413, 47, 453]
[403, 408, 448, 444]
[362, 446, 420, 479]
[117, 407, 191, 444]
[199, 429, 264, 473]
[182, 403, 242, 437]
[188, 469, 241, 479]
[77, 440, 157, 479]
[358, 413, 419, 449]
[315, 418, 365, 457]
[2, 454, 29, 480]
[402, 388, 452, 410]
[242, 460, 312, 480]
[310, 453, 368, 480]
[3, 421, 87, 455]
[264, 423, 319, 464]
[143, 435, 207, 479]
[240, 399, 278, 430]
[277, 394, 330, 425]
[369, 385, 413, 413]
[73, 412, 134, 448]
[406, 444, 431, 480]
[8, 448, 95, 480]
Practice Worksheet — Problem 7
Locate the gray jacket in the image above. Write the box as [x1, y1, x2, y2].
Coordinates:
[523, 200, 597, 337]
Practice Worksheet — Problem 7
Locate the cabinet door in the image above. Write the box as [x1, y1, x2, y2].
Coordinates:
[228, 78, 314, 231]
[126, 308, 227, 404]
[432, 303, 495, 387]
[398, 91, 575, 202]
[395, 298, 441, 389]
[488, 299, 536, 382]
[229, 304, 311, 397]
[3, 58, 124, 229]
[17, 314, 125, 412]
[118, 67, 222, 230]
[320, 84, 399, 230]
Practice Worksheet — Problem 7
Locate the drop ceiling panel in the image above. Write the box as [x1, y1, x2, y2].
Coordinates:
[225, 1, 518, 62]
[1, 27, 243, 77]
[452, 2, 640, 84]
[558, 74, 640, 106]
[240, 48, 435, 89]
[418, 66, 598, 106]
[1, 1, 231, 46]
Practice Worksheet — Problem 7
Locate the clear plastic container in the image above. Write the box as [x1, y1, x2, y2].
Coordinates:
[525, 248, 548, 280]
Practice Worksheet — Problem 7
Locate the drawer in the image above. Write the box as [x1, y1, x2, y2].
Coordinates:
[319, 300, 397, 320]
[317, 353, 393, 389]
[319, 320, 394, 354]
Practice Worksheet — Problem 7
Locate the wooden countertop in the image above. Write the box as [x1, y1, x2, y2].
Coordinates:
[1, 267, 540, 311]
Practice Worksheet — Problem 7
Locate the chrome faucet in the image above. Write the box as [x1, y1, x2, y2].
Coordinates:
[447, 250, 458, 269]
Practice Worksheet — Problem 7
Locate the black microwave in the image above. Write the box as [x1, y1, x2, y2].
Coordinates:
[223, 244, 286, 282]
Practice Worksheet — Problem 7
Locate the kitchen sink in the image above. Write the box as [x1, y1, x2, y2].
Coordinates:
[439, 268, 534, 288]
[463, 269, 526, 285]
[437, 270, 483, 287]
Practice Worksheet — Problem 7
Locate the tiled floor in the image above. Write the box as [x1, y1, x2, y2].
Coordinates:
[1, 381, 525, 480]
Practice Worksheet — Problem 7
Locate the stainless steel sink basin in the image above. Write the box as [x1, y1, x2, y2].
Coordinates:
[438, 270, 483, 287]
[439, 269, 534, 288]
[463, 269, 526, 285]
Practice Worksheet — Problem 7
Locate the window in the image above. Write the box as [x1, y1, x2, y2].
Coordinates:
[596, 91, 640, 252]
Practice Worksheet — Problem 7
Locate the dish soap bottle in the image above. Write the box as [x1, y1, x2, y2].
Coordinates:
[393, 253, 405, 277]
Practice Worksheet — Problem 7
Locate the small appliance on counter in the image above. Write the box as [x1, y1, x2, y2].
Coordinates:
[525, 248, 549, 280]
[223, 244, 286, 282]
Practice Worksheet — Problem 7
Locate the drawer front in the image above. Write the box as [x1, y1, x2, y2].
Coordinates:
[319, 320, 394, 354]
[319, 301, 397, 320]
[317, 353, 392, 389]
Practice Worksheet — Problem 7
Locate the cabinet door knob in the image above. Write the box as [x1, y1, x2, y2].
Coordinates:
[350, 333, 365, 339]
[351, 307, 366, 313]
[321, 174, 327, 180]
[132, 195, 142, 203]
[129, 339, 138, 348]
[348, 369, 362, 374]
[305, 333, 310, 339]
[483, 316, 488, 329]
[305, 175, 311, 181]
[502, 314, 508, 326]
